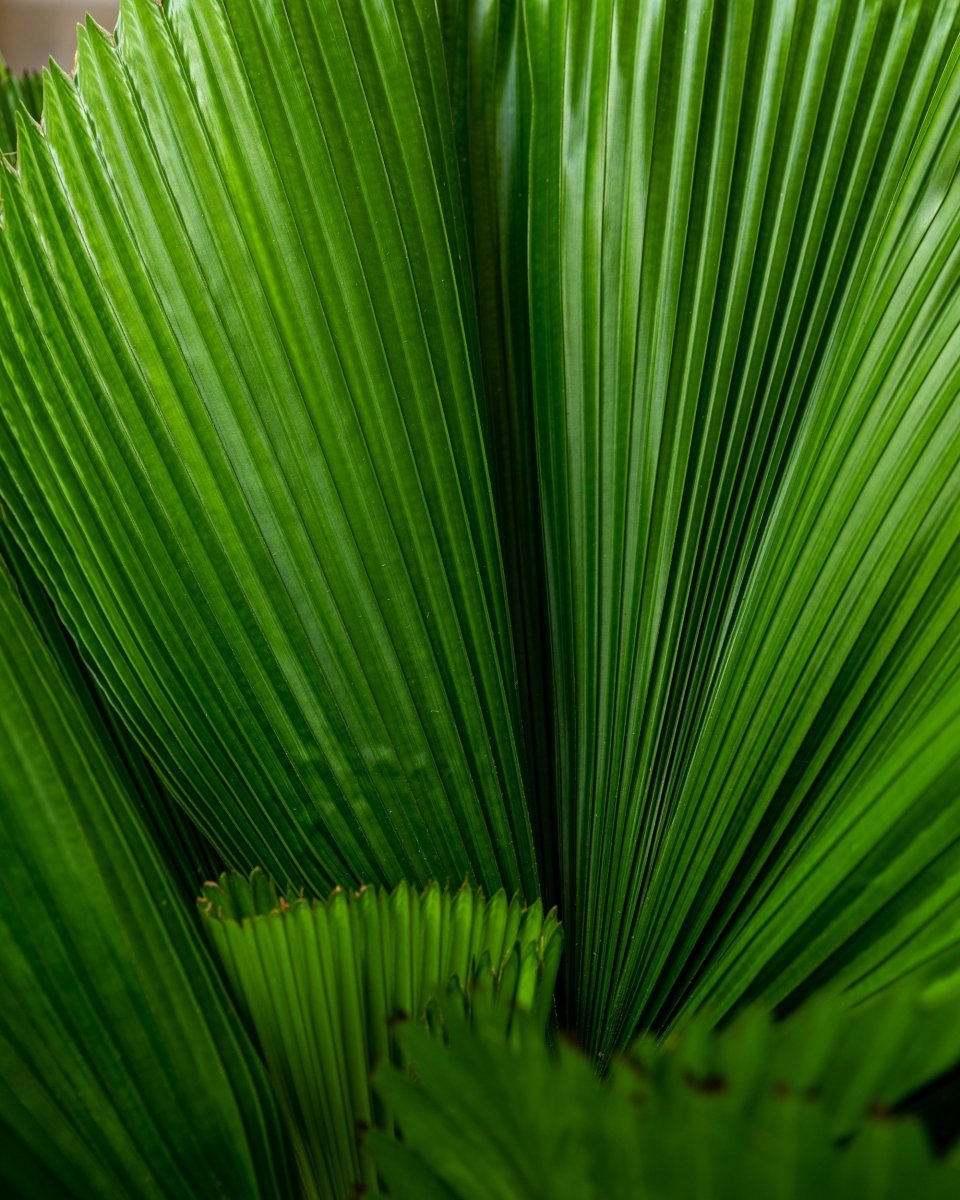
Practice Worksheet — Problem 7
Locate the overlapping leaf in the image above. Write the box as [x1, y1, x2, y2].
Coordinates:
[373, 971, 960, 1198]
[0, 11, 957, 1197]
[201, 872, 562, 1200]
[0, 569, 291, 1199]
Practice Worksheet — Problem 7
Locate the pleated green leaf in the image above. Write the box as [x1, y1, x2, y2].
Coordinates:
[459, 0, 960, 1049]
[0, 569, 291, 1199]
[200, 872, 562, 1200]
[624, 24, 960, 1038]
[373, 973, 960, 1199]
[0, 0, 536, 898]
[0, 47, 219, 893]
[0, 515, 220, 891]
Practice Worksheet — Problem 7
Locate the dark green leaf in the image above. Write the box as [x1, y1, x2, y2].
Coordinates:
[0, 568, 291, 1199]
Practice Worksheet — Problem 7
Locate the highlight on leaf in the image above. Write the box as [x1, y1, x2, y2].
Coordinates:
[199, 873, 563, 1200]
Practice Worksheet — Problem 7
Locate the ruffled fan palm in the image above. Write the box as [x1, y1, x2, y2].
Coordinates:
[0, 1, 958, 1197]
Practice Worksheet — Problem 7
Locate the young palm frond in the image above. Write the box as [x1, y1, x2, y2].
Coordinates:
[201, 874, 561, 1199]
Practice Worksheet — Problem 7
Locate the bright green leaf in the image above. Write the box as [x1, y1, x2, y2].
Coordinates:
[0, 0, 537, 899]
[200, 872, 562, 1200]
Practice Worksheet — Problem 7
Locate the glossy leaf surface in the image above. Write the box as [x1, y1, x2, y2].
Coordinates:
[0, 0, 537, 899]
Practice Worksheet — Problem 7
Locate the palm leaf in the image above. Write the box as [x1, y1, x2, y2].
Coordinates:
[373, 970, 960, 1198]
[464, 0, 960, 1049]
[0, 36, 220, 893]
[200, 872, 562, 1200]
[0, 567, 291, 1199]
[0, 0, 536, 898]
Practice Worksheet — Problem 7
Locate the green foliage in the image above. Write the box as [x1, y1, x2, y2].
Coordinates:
[475, 0, 960, 1054]
[0, 0, 536, 900]
[201, 874, 561, 1199]
[374, 969, 960, 1198]
[0, 569, 291, 1199]
[0, 0, 957, 1195]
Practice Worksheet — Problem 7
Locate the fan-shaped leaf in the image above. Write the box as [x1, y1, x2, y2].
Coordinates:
[466, 0, 960, 1050]
[0, 0, 536, 898]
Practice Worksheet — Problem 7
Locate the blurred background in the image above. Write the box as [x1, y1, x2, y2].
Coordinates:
[0, 1, 117, 72]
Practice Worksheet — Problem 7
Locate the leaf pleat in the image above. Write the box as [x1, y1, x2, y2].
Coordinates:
[0, 0, 536, 897]
[201, 872, 563, 1200]
[0, 569, 291, 1199]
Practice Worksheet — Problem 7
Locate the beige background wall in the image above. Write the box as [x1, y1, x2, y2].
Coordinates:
[0, 1, 118, 72]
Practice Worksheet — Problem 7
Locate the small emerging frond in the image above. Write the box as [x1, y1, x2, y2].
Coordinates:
[200, 872, 563, 1200]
